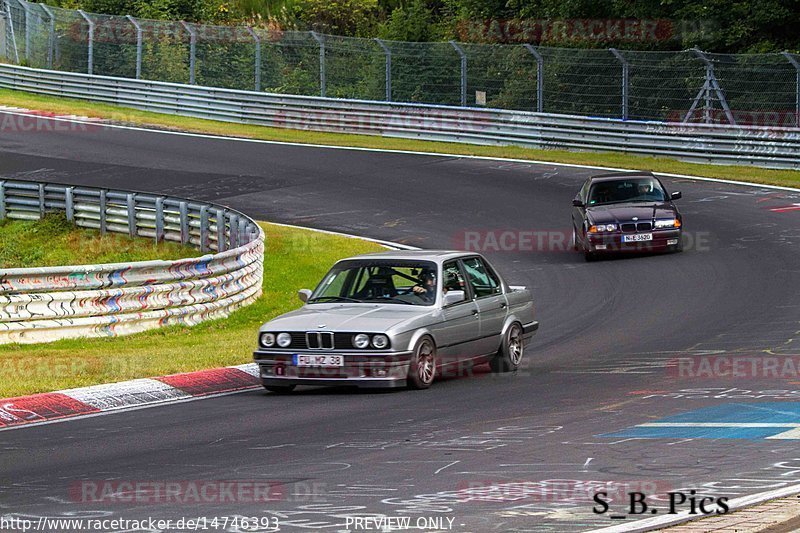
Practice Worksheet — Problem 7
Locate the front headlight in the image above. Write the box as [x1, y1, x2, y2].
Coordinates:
[276, 332, 292, 347]
[260, 332, 276, 347]
[353, 334, 370, 349]
[589, 224, 617, 233]
[655, 219, 680, 229]
[372, 334, 389, 349]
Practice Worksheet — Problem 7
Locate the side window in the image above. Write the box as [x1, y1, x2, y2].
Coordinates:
[442, 261, 467, 302]
[462, 257, 501, 298]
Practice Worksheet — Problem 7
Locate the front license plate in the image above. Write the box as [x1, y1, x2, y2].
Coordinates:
[294, 354, 344, 367]
[623, 233, 653, 243]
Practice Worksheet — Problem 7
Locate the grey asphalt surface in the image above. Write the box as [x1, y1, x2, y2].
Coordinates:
[1, 116, 800, 532]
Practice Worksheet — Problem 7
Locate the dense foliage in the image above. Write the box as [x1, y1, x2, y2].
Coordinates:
[23, 0, 797, 123]
[41, 0, 800, 52]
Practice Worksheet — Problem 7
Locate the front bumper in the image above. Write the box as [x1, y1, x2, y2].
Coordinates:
[587, 229, 681, 253]
[253, 350, 413, 388]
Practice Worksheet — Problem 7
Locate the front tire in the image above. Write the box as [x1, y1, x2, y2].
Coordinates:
[407, 337, 436, 389]
[264, 385, 296, 394]
[491, 323, 524, 373]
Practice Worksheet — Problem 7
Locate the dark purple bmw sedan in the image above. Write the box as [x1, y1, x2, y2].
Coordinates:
[571, 172, 683, 261]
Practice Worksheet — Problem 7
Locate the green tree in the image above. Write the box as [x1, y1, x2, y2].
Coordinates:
[293, 0, 381, 37]
[380, 0, 438, 41]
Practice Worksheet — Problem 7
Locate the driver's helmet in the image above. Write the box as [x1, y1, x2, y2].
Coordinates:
[420, 269, 436, 285]
[638, 180, 654, 194]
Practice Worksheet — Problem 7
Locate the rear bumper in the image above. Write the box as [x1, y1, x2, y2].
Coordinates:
[254, 350, 413, 388]
[587, 229, 681, 253]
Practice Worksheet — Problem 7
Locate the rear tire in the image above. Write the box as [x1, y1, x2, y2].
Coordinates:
[407, 337, 436, 389]
[264, 385, 296, 394]
[490, 322, 524, 373]
[584, 250, 597, 262]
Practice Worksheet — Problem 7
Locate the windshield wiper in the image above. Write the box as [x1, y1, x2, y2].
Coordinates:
[307, 296, 363, 303]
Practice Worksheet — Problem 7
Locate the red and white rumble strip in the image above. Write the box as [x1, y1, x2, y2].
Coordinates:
[0, 363, 260, 431]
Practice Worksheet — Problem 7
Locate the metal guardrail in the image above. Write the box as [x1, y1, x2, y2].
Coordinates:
[0, 178, 264, 344]
[0, 64, 797, 169]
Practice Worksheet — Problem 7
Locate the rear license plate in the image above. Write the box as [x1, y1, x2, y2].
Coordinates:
[623, 233, 653, 243]
[294, 354, 344, 367]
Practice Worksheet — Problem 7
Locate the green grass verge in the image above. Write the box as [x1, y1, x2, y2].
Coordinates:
[0, 214, 196, 268]
[0, 88, 798, 189]
[0, 222, 383, 398]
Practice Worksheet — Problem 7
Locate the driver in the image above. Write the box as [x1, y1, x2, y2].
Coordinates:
[638, 180, 654, 196]
[411, 270, 437, 302]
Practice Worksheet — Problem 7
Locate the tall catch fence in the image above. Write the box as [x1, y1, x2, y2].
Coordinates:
[2, 0, 799, 127]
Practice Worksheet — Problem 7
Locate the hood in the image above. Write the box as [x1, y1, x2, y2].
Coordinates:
[586, 202, 676, 224]
[260, 304, 433, 333]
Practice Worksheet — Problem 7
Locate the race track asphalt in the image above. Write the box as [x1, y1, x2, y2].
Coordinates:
[1, 115, 800, 532]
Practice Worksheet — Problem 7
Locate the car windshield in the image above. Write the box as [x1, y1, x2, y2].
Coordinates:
[587, 178, 666, 206]
[309, 260, 438, 306]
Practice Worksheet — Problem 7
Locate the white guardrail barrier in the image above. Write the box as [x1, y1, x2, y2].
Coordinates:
[0, 179, 264, 344]
[0, 63, 798, 169]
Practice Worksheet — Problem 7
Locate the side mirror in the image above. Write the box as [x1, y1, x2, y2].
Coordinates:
[671, 191, 682, 200]
[443, 290, 466, 306]
[572, 199, 585, 208]
[298, 289, 312, 303]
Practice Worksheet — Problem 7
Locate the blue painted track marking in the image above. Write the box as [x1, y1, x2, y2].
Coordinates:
[601, 403, 800, 440]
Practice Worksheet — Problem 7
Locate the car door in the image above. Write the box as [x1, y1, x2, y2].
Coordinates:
[436, 260, 480, 369]
[461, 256, 508, 357]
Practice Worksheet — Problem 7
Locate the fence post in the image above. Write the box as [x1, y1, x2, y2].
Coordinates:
[64, 187, 73, 221]
[77, 9, 93, 75]
[216, 208, 226, 252]
[37, 182, 44, 217]
[310, 31, 326, 97]
[126, 15, 142, 80]
[155, 197, 165, 243]
[246, 26, 261, 92]
[126, 193, 136, 237]
[199, 205, 209, 253]
[229, 214, 239, 249]
[16, 0, 29, 64]
[5, 2, 19, 64]
[179, 201, 189, 245]
[783, 51, 800, 128]
[449, 41, 467, 106]
[180, 20, 196, 85]
[609, 48, 629, 120]
[98, 189, 107, 235]
[523, 44, 543, 113]
[38, 3, 55, 69]
[0, 181, 5, 220]
[375, 38, 391, 102]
